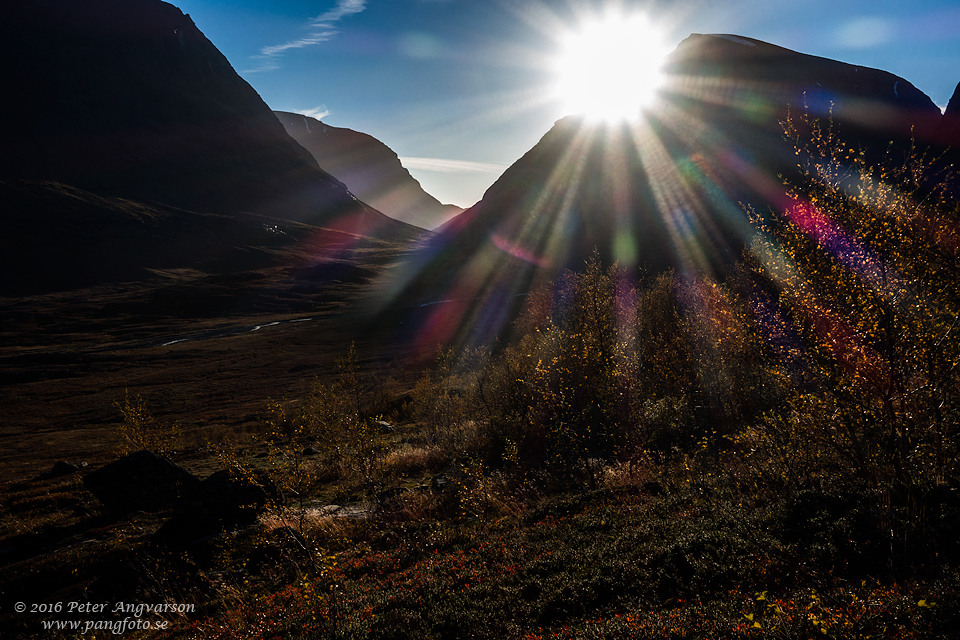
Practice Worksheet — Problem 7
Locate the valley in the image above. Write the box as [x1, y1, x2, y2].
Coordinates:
[2, 1, 960, 637]
[0, 237, 420, 483]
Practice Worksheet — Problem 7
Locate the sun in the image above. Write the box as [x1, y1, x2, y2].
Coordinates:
[552, 12, 670, 124]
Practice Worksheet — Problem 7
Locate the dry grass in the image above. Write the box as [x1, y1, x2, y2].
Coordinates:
[260, 506, 370, 547]
[601, 459, 656, 490]
[382, 444, 448, 478]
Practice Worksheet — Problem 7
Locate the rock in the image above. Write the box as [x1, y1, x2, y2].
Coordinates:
[72, 504, 93, 518]
[83, 450, 199, 513]
[37, 460, 79, 480]
[376, 420, 395, 434]
[154, 468, 284, 549]
[431, 470, 475, 492]
[302, 446, 319, 456]
[184, 531, 234, 568]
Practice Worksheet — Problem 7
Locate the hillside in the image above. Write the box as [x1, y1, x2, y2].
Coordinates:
[0, 0, 422, 295]
[275, 111, 463, 230]
[369, 34, 950, 349]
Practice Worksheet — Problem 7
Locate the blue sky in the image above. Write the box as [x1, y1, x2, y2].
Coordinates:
[175, 0, 960, 207]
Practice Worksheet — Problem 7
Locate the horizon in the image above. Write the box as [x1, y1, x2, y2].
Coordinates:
[174, 0, 960, 209]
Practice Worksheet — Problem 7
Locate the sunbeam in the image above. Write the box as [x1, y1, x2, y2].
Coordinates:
[552, 10, 671, 124]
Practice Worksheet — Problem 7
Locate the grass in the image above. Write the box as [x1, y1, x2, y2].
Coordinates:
[2, 367, 958, 639]
[160, 464, 959, 639]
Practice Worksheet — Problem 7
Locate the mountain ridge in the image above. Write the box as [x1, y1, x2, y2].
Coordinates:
[275, 112, 463, 230]
[0, 0, 422, 295]
[369, 33, 953, 349]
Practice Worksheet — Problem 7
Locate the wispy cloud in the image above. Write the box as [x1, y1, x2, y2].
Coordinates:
[259, 32, 337, 58]
[246, 0, 367, 73]
[399, 157, 509, 173]
[297, 105, 332, 120]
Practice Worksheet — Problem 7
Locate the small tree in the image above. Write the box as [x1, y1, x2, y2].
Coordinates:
[745, 107, 960, 489]
[114, 390, 181, 456]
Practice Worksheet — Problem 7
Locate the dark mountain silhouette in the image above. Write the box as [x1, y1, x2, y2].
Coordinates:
[935, 81, 960, 147]
[1, 0, 421, 295]
[369, 34, 950, 349]
[275, 112, 463, 230]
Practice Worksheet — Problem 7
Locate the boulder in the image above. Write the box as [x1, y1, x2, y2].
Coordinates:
[37, 460, 80, 480]
[431, 470, 476, 492]
[431, 474, 451, 492]
[154, 468, 284, 549]
[83, 450, 199, 513]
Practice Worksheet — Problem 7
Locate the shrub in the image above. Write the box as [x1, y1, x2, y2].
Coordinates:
[744, 109, 960, 492]
[114, 390, 182, 456]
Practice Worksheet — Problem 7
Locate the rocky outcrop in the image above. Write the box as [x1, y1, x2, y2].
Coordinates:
[153, 468, 283, 549]
[83, 450, 200, 514]
[36, 461, 81, 480]
[275, 111, 462, 230]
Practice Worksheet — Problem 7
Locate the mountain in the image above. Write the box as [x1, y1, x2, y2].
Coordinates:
[935, 81, 960, 147]
[370, 34, 949, 348]
[0, 0, 421, 295]
[274, 111, 463, 230]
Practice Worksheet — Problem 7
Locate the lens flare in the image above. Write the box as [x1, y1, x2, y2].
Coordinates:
[553, 12, 670, 124]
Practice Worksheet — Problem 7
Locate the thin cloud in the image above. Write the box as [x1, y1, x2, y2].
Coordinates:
[260, 32, 337, 57]
[313, 0, 366, 25]
[297, 106, 332, 120]
[246, 0, 367, 73]
[399, 157, 509, 173]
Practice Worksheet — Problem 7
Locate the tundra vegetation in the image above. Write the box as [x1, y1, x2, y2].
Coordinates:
[2, 117, 959, 639]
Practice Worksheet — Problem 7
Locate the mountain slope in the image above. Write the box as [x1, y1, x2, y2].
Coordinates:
[369, 34, 948, 349]
[275, 111, 463, 230]
[0, 0, 422, 294]
[935, 81, 960, 147]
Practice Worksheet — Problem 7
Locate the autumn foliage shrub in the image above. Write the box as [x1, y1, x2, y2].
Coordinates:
[114, 390, 182, 456]
[413, 257, 777, 488]
[741, 110, 960, 496]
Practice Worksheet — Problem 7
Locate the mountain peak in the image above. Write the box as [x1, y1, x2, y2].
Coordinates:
[275, 111, 462, 230]
[1, 0, 422, 294]
[375, 34, 952, 348]
[667, 32, 942, 145]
